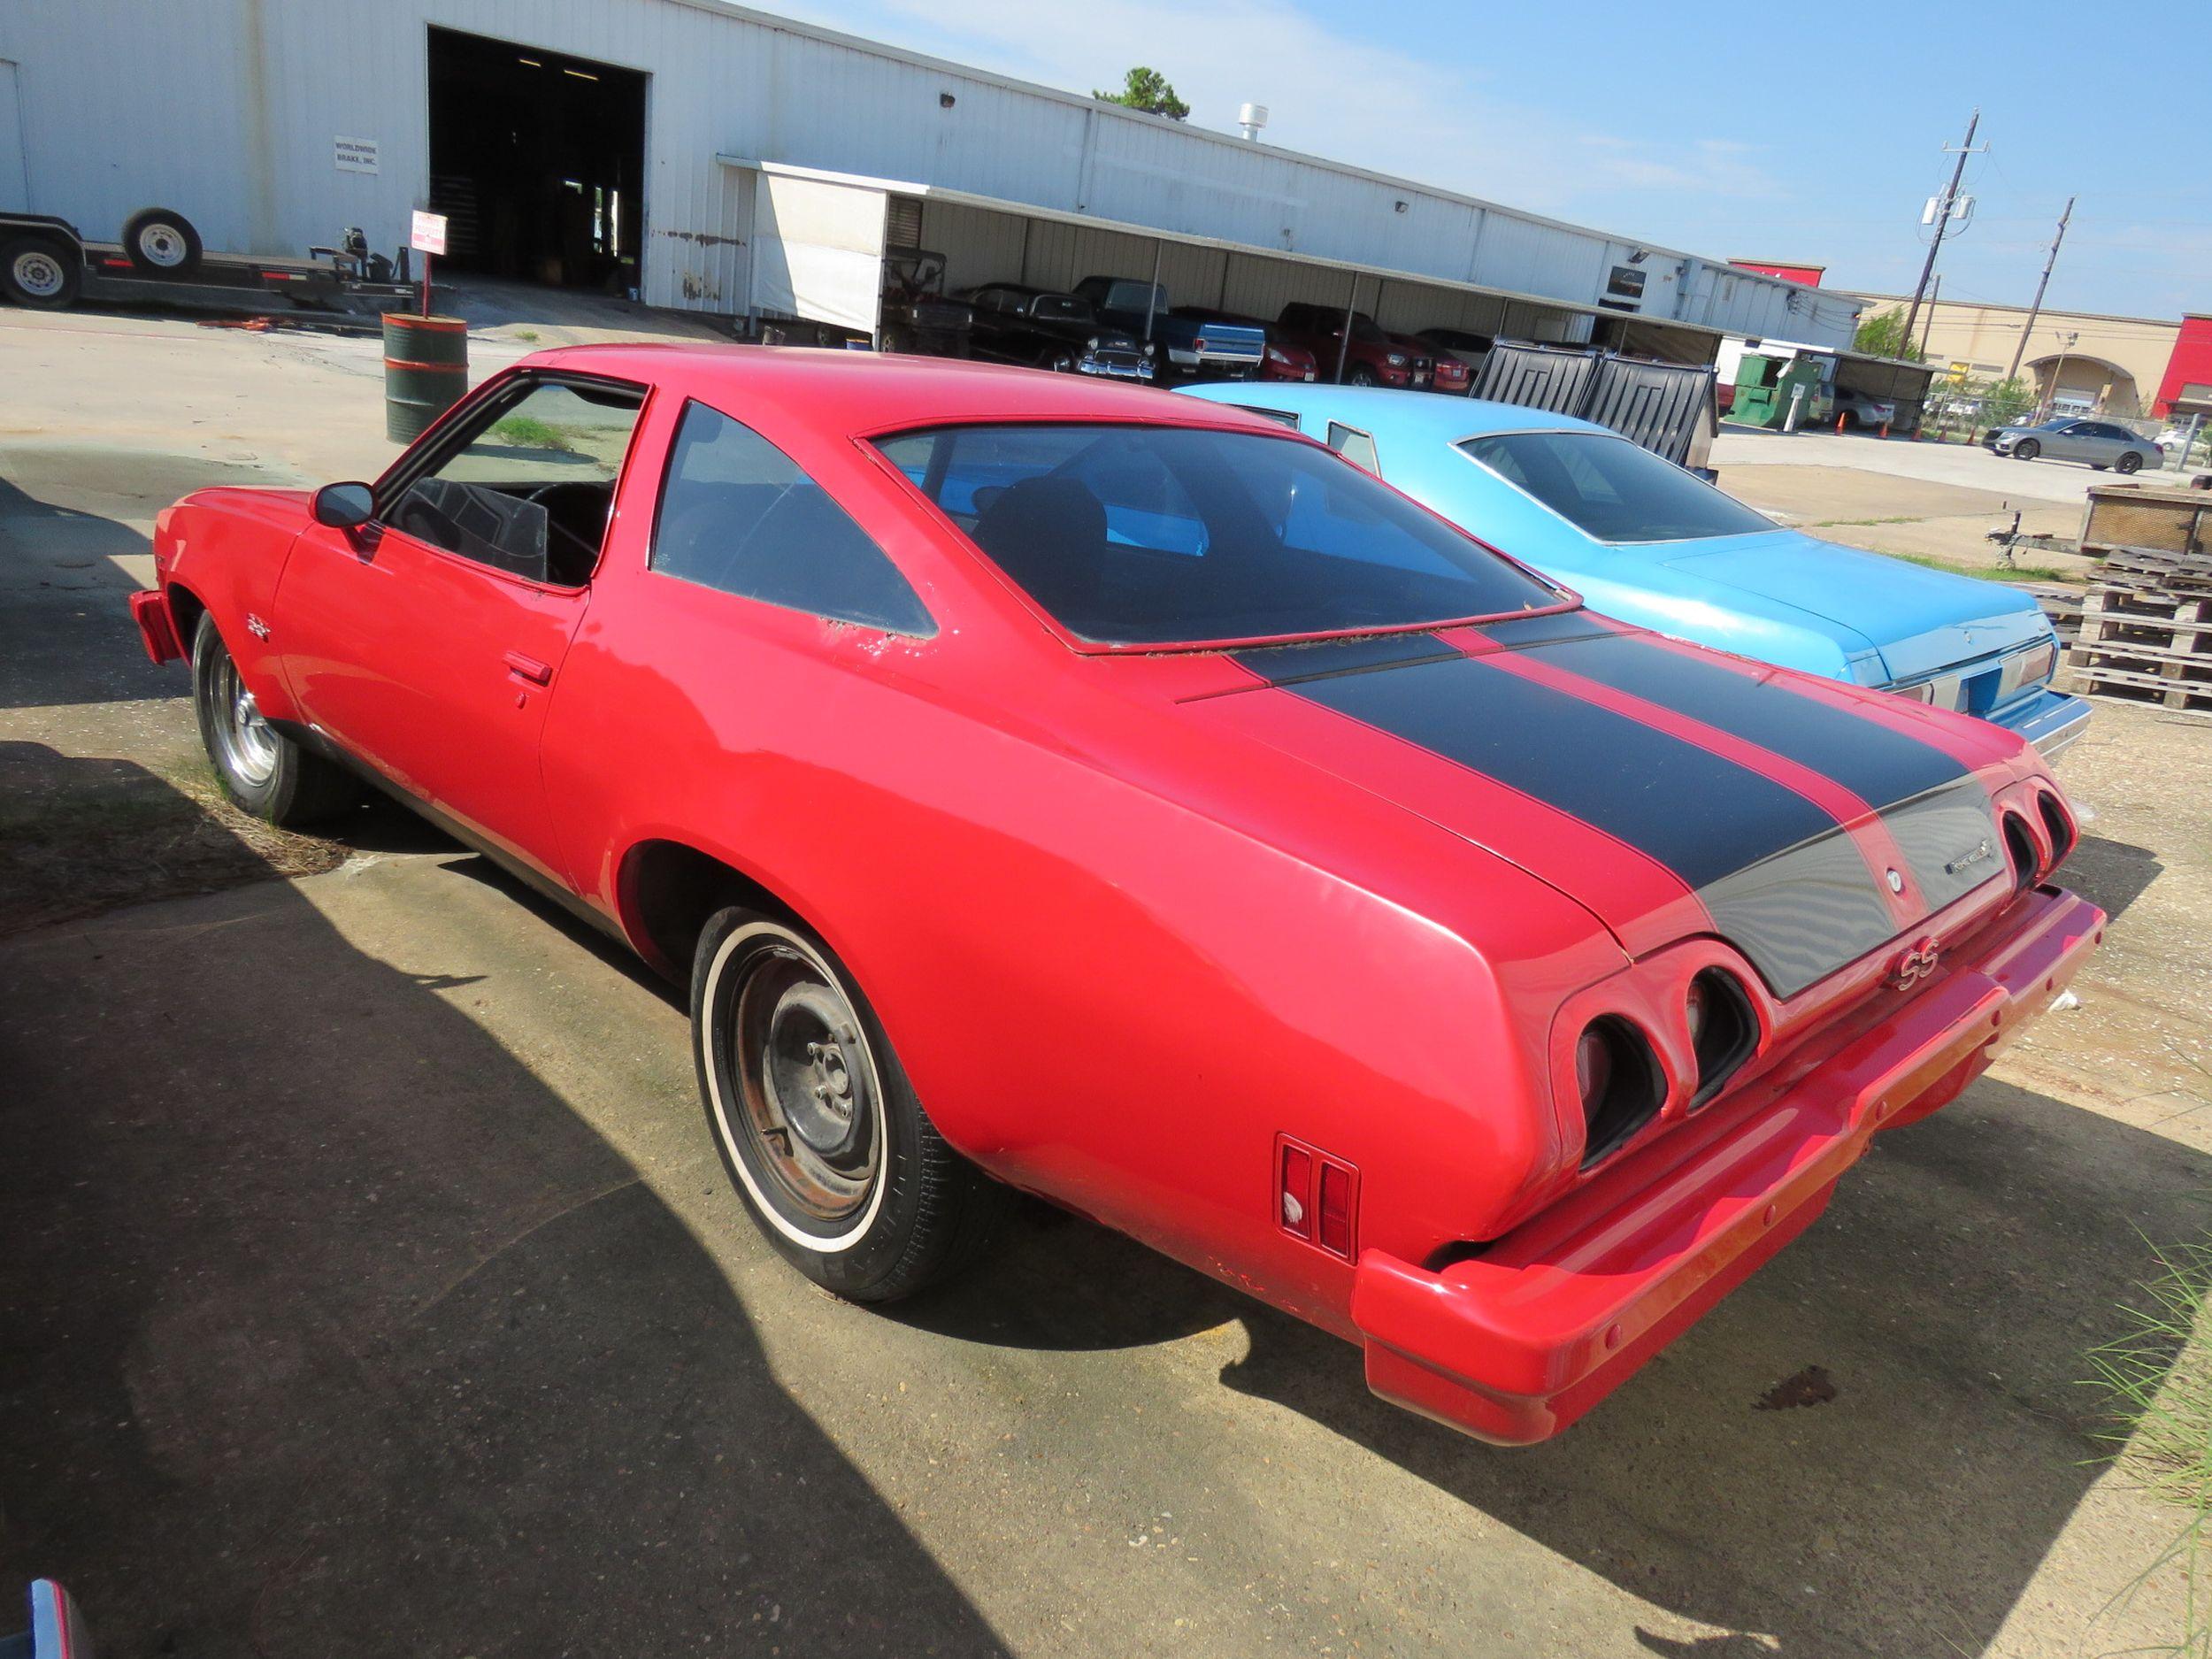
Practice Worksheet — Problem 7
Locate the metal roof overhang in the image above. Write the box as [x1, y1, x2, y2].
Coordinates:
[717, 156, 1732, 337]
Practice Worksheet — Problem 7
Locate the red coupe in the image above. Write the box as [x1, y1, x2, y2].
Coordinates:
[129, 348, 2102, 1444]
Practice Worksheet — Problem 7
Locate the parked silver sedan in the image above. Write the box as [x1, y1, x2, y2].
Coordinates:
[1986, 417, 2164, 473]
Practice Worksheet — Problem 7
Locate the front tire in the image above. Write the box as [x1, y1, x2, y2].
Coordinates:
[2014, 438, 2041, 461]
[191, 613, 361, 826]
[1347, 365, 1379, 388]
[691, 907, 1002, 1302]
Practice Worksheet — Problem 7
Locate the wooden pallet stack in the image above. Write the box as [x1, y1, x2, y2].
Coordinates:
[2063, 544, 2212, 714]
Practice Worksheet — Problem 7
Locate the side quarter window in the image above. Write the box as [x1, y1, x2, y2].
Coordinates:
[650, 402, 934, 636]
[1325, 422, 1380, 474]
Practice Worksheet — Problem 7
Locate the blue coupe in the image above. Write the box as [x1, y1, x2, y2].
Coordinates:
[1177, 384, 2089, 758]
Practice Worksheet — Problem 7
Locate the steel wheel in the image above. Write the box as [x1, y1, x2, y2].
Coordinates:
[703, 919, 887, 1248]
[9, 245, 67, 302]
[690, 907, 1006, 1301]
[138, 223, 188, 268]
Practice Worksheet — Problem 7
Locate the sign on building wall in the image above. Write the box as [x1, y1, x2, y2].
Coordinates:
[334, 136, 380, 175]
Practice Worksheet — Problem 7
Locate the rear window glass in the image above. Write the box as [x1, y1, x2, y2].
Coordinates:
[1457, 430, 1773, 542]
[876, 423, 1562, 646]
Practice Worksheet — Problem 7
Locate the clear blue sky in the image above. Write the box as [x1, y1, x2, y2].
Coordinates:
[774, 0, 2208, 320]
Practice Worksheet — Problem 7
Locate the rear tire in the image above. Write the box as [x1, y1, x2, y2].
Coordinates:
[121, 207, 203, 275]
[191, 613, 362, 826]
[0, 236, 79, 309]
[2116, 451, 2143, 475]
[2014, 439, 2041, 461]
[691, 906, 1003, 1302]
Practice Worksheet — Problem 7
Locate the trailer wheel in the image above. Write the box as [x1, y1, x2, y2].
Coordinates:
[0, 236, 79, 309]
[121, 207, 203, 274]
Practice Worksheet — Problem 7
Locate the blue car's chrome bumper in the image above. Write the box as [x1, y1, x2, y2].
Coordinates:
[1990, 687, 2093, 761]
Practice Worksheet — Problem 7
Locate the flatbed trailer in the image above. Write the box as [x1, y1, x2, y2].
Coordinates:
[0, 211, 417, 319]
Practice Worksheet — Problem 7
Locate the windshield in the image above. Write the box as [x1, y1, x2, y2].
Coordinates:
[1033, 295, 1093, 323]
[1457, 430, 1774, 543]
[877, 423, 1563, 646]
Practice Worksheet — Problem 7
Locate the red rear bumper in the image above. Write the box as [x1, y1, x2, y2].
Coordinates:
[1350, 885, 2104, 1444]
[129, 588, 185, 664]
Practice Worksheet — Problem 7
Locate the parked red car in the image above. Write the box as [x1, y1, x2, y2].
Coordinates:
[130, 348, 2102, 1444]
[1275, 302, 1438, 388]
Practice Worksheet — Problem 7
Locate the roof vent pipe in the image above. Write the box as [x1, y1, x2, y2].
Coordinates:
[1239, 103, 1268, 141]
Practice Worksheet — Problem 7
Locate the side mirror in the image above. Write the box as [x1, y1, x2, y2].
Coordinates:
[312, 480, 375, 531]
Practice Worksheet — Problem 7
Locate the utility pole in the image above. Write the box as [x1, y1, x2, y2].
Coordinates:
[1900, 110, 1983, 357]
[1919, 273, 1941, 357]
[2004, 194, 2075, 389]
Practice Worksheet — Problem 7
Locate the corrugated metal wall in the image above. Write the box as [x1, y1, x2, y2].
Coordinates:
[0, 0, 1855, 344]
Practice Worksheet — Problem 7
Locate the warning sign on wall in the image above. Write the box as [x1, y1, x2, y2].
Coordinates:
[334, 135, 380, 175]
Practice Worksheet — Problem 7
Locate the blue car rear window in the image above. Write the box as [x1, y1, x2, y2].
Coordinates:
[1459, 431, 1773, 543]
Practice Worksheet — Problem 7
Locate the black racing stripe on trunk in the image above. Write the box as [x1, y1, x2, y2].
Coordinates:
[1531, 630, 1968, 807]
[1231, 632, 1461, 686]
[1270, 653, 1838, 890]
[1471, 611, 1616, 648]
[1255, 651, 1901, 998]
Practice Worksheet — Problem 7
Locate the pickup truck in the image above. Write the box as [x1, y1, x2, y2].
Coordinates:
[1071, 277, 1265, 380]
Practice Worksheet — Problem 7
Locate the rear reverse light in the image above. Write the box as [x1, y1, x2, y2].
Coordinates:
[1317, 1163, 1355, 1256]
[1277, 1134, 1358, 1260]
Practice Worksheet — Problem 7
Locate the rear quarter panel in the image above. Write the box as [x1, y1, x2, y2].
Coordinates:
[542, 565, 1624, 1334]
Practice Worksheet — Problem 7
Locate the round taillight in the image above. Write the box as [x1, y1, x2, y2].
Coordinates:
[1576, 1025, 1615, 1106]
[1686, 969, 1757, 1108]
[2036, 790, 2077, 872]
[1576, 1017, 1663, 1167]
[2001, 812, 2039, 895]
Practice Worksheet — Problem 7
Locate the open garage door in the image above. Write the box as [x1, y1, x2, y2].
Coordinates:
[749, 173, 889, 336]
[426, 27, 646, 292]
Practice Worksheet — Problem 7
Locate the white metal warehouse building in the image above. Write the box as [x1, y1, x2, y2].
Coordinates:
[0, 0, 1864, 357]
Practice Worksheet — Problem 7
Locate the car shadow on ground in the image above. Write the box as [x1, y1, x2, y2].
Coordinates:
[904, 1052, 2208, 1655]
[0, 755, 1006, 1658]
[2064, 832, 2162, 922]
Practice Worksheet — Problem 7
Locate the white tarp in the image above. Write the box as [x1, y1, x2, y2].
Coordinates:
[749, 172, 887, 334]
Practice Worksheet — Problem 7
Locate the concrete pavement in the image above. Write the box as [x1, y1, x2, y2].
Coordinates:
[1711, 426, 2139, 509]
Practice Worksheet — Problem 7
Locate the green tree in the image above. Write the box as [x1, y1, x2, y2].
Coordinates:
[1093, 66, 1190, 120]
[1852, 306, 1926, 363]
[1982, 375, 2033, 429]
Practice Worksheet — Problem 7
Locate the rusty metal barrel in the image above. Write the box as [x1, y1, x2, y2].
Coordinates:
[381, 313, 470, 442]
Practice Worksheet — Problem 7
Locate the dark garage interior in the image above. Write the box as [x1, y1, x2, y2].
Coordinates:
[426, 27, 647, 292]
